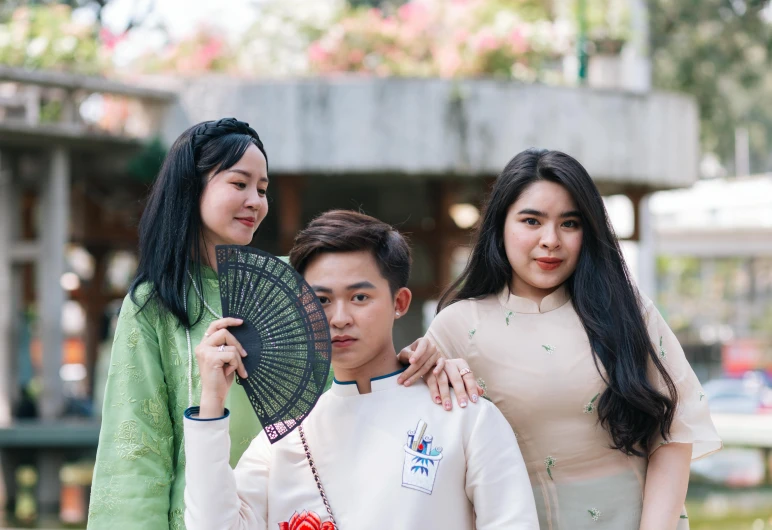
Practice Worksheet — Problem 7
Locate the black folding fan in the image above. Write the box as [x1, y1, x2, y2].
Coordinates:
[216, 245, 331, 443]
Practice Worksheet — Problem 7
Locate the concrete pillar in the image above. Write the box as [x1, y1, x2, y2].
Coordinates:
[0, 151, 13, 425]
[621, 0, 652, 93]
[37, 147, 69, 420]
[636, 194, 657, 298]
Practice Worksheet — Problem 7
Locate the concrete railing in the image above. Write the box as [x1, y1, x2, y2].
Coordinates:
[0, 66, 175, 142]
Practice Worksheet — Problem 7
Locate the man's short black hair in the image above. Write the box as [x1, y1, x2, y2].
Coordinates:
[289, 210, 411, 294]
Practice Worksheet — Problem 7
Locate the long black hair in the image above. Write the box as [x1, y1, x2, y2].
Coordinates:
[439, 148, 677, 456]
[130, 117, 268, 328]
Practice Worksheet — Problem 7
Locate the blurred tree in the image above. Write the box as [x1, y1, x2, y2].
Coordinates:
[131, 29, 238, 74]
[348, 0, 562, 20]
[0, 4, 104, 73]
[308, 0, 573, 81]
[347, 0, 406, 7]
[0, 1, 153, 32]
[650, 0, 772, 174]
[0, 0, 156, 73]
[236, 0, 345, 77]
[127, 137, 167, 184]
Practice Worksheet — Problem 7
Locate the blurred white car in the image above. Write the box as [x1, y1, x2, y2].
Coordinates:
[691, 373, 772, 486]
[702, 374, 772, 414]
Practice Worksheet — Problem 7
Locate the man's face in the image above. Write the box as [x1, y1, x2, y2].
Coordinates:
[304, 250, 408, 372]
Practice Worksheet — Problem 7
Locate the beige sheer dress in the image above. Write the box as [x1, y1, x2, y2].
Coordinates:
[426, 286, 722, 530]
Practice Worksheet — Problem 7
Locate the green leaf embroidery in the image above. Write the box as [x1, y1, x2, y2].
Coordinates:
[88, 476, 125, 520]
[680, 515, 688, 519]
[544, 456, 556, 480]
[588, 508, 601, 521]
[240, 435, 257, 447]
[542, 344, 555, 354]
[169, 508, 186, 530]
[126, 328, 140, 351]
[141, 431, 162, 457]
[468, 329, 476, 340]
[477, 378, 492, 401]
[505, 310, 515, 326]
[659, 336, 667, 359]
[583, 393, 600, 414]
[145, 476, 170, 495]
[114, 420, 150, 461]
[141, 384, 174, 439]
[699, 391, 706, 401]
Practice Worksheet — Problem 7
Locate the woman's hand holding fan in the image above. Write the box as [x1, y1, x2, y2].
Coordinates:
[195, 317, 249, 418]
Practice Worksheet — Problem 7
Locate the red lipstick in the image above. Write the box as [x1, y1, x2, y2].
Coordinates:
[536, 257, 562, 271]
[236, 217, 256, 228]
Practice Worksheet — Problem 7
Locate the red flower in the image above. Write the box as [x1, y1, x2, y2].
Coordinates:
[279, 510, 335, 530]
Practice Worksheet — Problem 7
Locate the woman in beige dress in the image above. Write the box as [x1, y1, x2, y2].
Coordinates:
[424, 149, 722, 530]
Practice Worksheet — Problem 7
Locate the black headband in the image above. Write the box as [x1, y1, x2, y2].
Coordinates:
[191, 117, 267, 161]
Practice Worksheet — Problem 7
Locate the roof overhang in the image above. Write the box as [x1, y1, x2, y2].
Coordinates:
[165, 77, 700, 193]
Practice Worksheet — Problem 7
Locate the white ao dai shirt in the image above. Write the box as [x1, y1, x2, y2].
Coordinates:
[183, 371, 539, 530]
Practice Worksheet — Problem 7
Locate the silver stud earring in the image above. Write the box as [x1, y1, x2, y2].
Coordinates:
[395, 311, 400, 316]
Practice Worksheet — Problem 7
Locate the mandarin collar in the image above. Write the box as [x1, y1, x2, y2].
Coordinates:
[330, 367, 407, 397]
[497, 285, 571, 314]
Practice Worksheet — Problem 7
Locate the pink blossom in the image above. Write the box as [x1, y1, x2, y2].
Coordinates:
[475, 32, 498, 52]
[453, 29, 470, 44]
[436, 48, 462, 77]
[508, 28, 528, 54]
[308, 41, 329, 64]
[198, 38, 223, 66]
[398, 2, 431, 30]
[99, 28, 125, 51]
[348, 49, 365, 65]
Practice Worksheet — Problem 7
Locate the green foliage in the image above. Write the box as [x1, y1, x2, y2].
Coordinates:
[650, 0, 772, 173]
[347, 0, 406, 7]
[0, 4, 104, 73]
[127, 137, 167, 184]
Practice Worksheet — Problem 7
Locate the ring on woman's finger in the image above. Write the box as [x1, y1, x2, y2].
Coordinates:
[204, 332, 210, 338]
[459, 367, 473, 377]
[218, 344, 225, 352]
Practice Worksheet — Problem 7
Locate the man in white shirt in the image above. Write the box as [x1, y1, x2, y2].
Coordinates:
[184, 210, 538, 529]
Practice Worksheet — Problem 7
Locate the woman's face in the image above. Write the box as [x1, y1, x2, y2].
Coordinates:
[503, 180, 583, 302]
[199, 144, 269, 247]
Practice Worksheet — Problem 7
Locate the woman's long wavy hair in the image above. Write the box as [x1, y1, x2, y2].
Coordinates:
[130, 117, 267, 328]
[438, 148, 677, 456]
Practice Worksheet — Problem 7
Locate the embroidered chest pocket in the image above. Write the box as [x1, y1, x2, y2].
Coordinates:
[401, 419, 443, 495]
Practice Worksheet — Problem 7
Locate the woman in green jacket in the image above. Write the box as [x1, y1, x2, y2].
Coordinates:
[87, 118, 269, 529]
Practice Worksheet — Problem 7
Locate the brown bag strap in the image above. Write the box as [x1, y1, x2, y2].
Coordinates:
[298, 424, 338, 528]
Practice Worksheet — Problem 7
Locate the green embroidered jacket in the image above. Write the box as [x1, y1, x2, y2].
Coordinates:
[87, 267, 260, 529]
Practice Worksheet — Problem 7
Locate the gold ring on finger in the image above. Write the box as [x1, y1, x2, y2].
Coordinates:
[459, 368, 472, 377]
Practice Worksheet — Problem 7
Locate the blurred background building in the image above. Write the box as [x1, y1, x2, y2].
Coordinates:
[0, 0, 771, 528]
